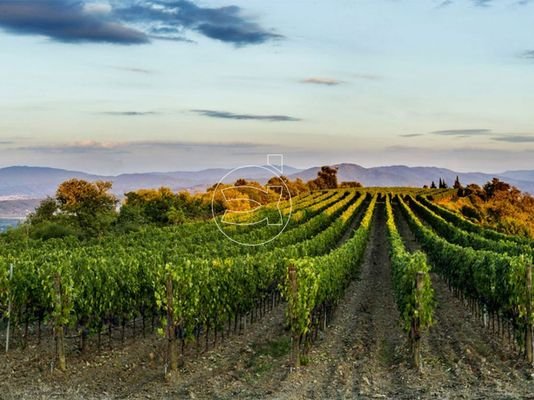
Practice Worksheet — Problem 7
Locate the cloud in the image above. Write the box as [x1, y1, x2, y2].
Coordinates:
[353, 73, 382, 81]
[431, 129, 492, 136]
[436, 0, 454, 7]
[0, 0, 281, 46]
[438, 0, 530, 7]
[17, 139, 278, 154]
[472, 0, 492, 7]
[301, 77, 342, 86]
[99, 111, 159, 116]
[493, 135, 534, 143]
[83, 2, 112, 14]
[191, 109, 301, 122]
[110, 65, 153, 74]
[520, 50, 534, 59]
[115, 0, 282, 46]
[19, 140, 127, 154]
[0, 0, 149, 44]
[405, 129, 534, 142]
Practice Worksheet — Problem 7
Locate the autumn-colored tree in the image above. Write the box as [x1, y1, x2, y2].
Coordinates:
[308, 166, 339, 190]
[483, 178, 511, 199]
[339, 181, 363, 188]
[266, 176, 308, 199]
[56, 179, 118, 236]
[438, 178, 534, 238]
[318, 166, 339, 189]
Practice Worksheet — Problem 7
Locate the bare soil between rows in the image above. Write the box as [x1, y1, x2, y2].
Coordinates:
[1, 201, 533, 399]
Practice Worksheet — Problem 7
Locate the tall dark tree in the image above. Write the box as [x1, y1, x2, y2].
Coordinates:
[453, 176, 462, 189]
[430, 181, 437, 189]
[309, 166, 339, 189]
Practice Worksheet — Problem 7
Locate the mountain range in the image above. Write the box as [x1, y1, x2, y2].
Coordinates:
[1, 163, 533, 217]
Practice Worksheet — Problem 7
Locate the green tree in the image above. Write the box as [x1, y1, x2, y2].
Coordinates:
[56, 179, 118, 237]
[28, 197, 58, 225]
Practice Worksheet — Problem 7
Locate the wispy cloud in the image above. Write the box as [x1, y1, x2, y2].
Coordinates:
[301, 77, 343, 86]
[0, 0, 281, 46]
[431, 129, 492, 136]
[520, 50, 534, 59]
[99, 111, 159, 116]
[436, 0, 454, 8]
[438, 0, 530, 7]
[109, 65, 154, 74]
[19, 140, 127, 154]
[353, 73, 382, 81]
[17, 139, 279, 154]
[472, 0, 493, 7]
[493, 135, 534, 143]
[191, 109, 301, 122]
[401, 129, 534, 143]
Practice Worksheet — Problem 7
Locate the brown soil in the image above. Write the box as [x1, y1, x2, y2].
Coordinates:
[1, 201, 532, 399]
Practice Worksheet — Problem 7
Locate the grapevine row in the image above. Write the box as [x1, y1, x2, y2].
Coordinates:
[386, 195, 434, 369]
[407, 196, 532, 258]
[398, 195, 533, 360]
[417, 195, 531, 246]
[283, 194, 377, 367]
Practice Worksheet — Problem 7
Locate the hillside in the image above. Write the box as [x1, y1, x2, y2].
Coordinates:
[2, 163, 534, 217]
[290, 164, 534, 193]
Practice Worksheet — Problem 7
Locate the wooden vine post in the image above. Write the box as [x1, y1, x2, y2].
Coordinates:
[166, 272, 178, 373]
[411, 271, 424, 371]
[526, 264, 533, 364]
[54, 272, 66, 372]
[5, 263, 13, 353]
[288, 264, 300, 370]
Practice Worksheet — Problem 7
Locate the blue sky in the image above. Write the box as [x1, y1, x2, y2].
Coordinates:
[0, 0, 533, 174]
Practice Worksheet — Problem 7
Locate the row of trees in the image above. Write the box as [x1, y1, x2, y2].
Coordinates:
[426, 177, 458, 189]
[438, 178, 534, 238]
[5, 165, 354, 241]
[20, 181, 213, 240]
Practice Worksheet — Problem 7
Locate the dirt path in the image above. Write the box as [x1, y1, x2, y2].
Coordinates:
[0, 300, 290, 400]
[272, 201, 413, 399]
[393, 201, 534, 399]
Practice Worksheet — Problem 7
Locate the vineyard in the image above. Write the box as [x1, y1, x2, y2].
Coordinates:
[0, 188, 533, 399]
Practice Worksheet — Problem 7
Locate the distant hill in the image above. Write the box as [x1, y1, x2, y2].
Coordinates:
[0, 166, 102, 198]
[0, 165, 302, 200]
[289, 164, 534, 193]
[1, 163, 534, 217]
[500, 170, 534, 182]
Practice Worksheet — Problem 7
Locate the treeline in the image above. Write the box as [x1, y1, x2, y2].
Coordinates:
[437, 177, 534, 238]
[3, 165, 362, 241]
